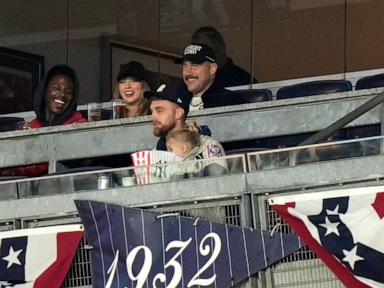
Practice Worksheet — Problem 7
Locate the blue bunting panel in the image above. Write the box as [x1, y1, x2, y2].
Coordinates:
[75, 200, 303, 288]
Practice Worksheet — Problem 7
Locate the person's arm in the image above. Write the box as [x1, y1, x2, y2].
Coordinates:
[201, 140, 228, 176]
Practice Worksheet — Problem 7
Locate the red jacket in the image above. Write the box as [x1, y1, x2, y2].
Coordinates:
[2, 112, 87, 177]
[28, 111, 87, 128]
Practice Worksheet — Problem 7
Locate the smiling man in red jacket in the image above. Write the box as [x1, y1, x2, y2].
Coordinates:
[1, 64, 86, 177]
[29, 64, 86, 128]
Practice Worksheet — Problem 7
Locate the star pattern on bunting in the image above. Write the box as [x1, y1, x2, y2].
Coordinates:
[306, 196, 384, 284]
[319, 217, 340, 236]
[326, 205, 340, 215]
[2, 246, 22, 269]
[342, 245, 364, 270]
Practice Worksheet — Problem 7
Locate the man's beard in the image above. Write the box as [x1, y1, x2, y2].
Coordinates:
[153, 120, 176, 137]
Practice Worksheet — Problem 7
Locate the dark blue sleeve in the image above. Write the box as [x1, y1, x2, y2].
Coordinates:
[156, 137, 167, 151]
[199, 125, 212, 137]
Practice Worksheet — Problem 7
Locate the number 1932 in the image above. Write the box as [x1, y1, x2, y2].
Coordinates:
[105, 232, 221, 288]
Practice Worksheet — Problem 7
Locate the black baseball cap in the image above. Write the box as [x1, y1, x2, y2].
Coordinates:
[116, 61, 147, 82]
[144, 83, 193, 115]
[175, 43, 216, 64]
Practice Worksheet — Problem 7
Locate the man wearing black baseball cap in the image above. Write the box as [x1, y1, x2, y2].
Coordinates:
[144, 83, 227, 175]
[144, 83, 192, 142]
[191, 26, 258, 87]
[176, 43, 243, 111]
[175, 43, 217, 65]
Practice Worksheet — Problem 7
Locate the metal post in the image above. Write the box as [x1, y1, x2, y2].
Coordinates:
[380, 102, 384, 154]
[299, 91, 384, 146]
[48, 159, 57, 173]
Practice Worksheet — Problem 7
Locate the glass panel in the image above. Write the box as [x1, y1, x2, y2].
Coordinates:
[0, 155, 244, 198]
[2, 0, 384, 115]
[0, 0, 68, 62]
[252, 0, 347, 82]
[0, 0, 67, 113]
[159, 0, 253, 89]
[110, 0, 160, 99]
[247, 136, 381, 171]
[346, 0, 384, 72]
[67, 0, 160, 104]
[67, 0, 117, 104]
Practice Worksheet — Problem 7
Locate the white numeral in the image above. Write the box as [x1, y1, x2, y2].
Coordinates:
[126, 246, 152, 288]
[153, 238, 192, 288]
[187, 233, 221, 287]
[110, 232, 222, 287]
[105, 250, 119, 288]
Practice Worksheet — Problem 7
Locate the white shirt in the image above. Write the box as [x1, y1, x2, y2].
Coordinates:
[189, 96, 204, 111]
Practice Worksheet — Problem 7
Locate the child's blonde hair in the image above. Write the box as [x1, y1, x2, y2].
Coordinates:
[166, 121, 201, 148]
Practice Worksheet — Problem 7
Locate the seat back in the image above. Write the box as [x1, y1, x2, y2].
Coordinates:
[236, 88, 273, 103]
[203, 89, 272, 108]
[0, 117, 25, 132]
[276, 80, 352, 100]
[355, 73, 384, 90]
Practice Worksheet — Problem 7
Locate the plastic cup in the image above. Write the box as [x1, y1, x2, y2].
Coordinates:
[102, 102, 113, 120]
[112, 99, 127, 119]
[122, 176, 136, 187]
[87, 102, 102, 121]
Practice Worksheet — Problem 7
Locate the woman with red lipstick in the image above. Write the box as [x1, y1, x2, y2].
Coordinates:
[113, 61, 151, 117]
[0, 65, 86, 177]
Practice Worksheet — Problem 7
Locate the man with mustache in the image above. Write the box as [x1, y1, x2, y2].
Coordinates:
[176, 43, 244, 111]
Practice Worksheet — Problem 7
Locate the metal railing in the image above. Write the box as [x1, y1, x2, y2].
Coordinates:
[247, 135, 381, 171]
[1, 88, 383, 172]
[1, 137, 384, 287]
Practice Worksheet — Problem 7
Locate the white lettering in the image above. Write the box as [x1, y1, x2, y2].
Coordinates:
[106, 232, 222, 287]
[184, 45, 202, 55]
